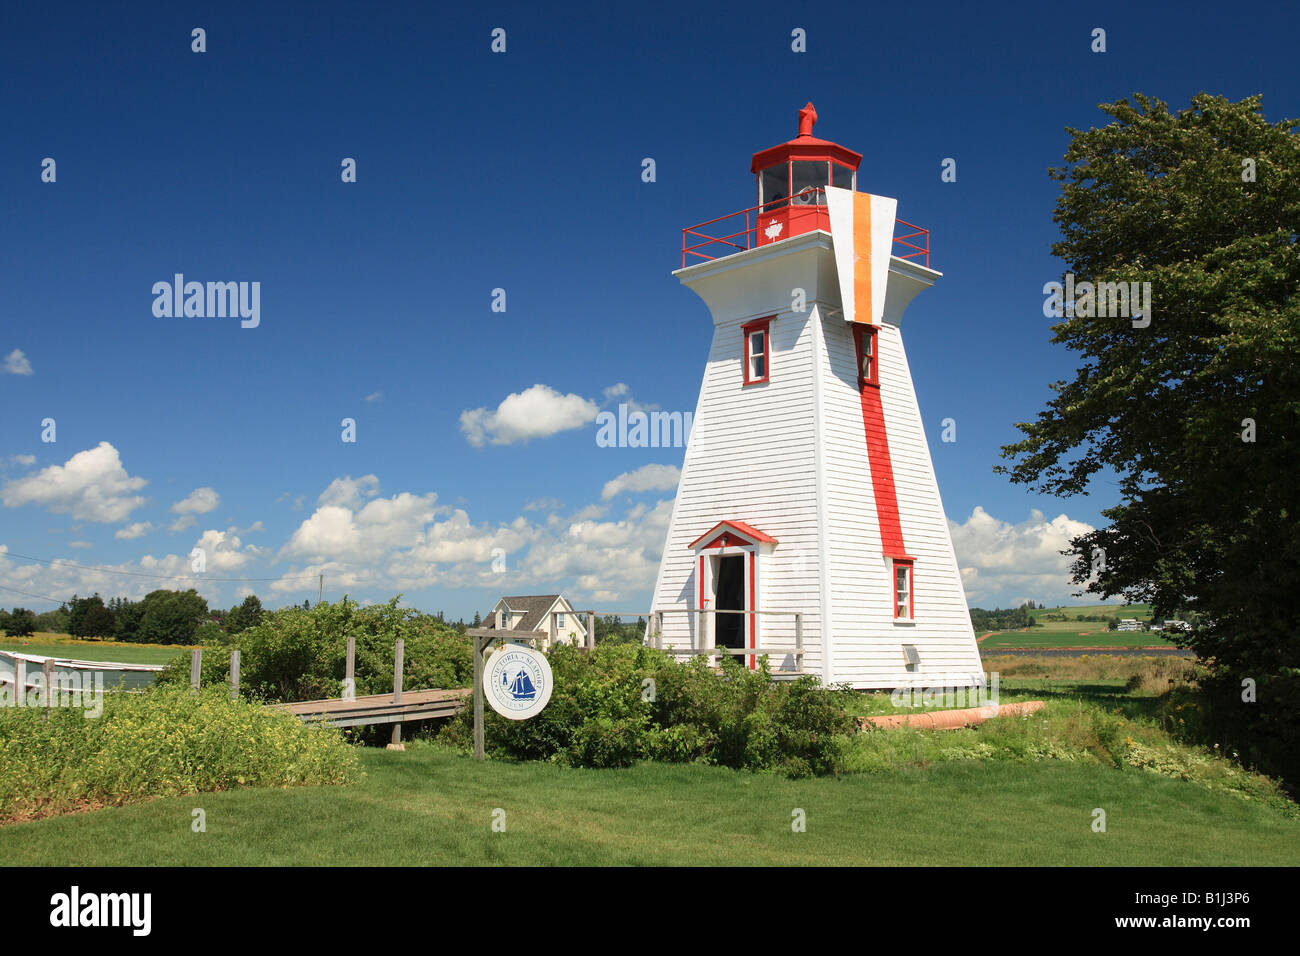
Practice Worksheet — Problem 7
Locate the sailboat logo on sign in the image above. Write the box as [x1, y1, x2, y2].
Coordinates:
[483, 646, 553, 720]
[504, 666, 536, 701]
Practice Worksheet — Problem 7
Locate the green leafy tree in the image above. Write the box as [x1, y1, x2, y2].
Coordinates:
[67, 594, 116, 638]
[4, 608, 37, 637]
[226, 594, 265, 635]
[999, 92, 1299, 666]
[137, 589, 210, 645]
[112, 598, 146, 642]
[999, 92, 1300, 782]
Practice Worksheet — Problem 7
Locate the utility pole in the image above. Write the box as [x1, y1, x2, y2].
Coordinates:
[318, 573, 323, 604]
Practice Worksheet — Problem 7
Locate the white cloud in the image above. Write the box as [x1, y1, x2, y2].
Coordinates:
[1, 442, 147, 522]
[115, 522, 154, 540]
[266, 473, 674, 606]
[523, 497, 563, 512]
[9, 455, 36, 466]
[169, 515, 196, 532]
[194, 528, 263, 572]
[317, 475, 380, 509]
[460, 385, 599, 446]
[601, 463, 681, 500]
[3, 349, 33, 375]
[603, 383, 630, 400]
[68, 540, 92, 549]
[949, 506, 1095, 608]
[364, 391, 382, 403]
[281, 490, 444, 564]
[171, 487, 220, 515]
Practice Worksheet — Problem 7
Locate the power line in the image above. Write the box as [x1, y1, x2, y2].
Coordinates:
[0, 549, 328, 584]
[0, 583, 69, 605]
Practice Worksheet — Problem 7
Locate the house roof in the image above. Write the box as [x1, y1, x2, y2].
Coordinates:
[687, 520, 778, 550]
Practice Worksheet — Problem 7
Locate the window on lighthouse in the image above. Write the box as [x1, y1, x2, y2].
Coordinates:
[759, 164, 789, 211]
[856, 325, 879, 387]
[742, 318, 772, 385]
[894, 561, 914, 619]
[791, 161, 829, 205]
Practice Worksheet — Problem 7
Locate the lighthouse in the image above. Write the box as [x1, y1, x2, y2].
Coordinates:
[649, 104, 983, 690]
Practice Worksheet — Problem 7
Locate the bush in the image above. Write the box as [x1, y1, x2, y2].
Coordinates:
[1166, 667, 1300, 794]
[0, 686, 360, 824]
[441, 642, 857, 777]
[156, 596, 472, 705]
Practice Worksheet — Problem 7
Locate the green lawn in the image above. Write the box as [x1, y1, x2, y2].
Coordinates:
[1, 743, 1296, 866]
[0, 635, 187, 667]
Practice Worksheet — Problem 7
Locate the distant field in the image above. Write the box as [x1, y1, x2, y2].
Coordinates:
[0, 633, 188, 667]
[979, 604, 1183, 650]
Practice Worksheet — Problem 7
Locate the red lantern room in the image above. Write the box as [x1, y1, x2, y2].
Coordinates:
[750, 102, 862, 246]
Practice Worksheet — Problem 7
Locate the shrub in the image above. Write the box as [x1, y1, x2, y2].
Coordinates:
[0, 686, 359, 824]
[157, 596, 472, 705]
[1165, 667, 1300, 794]
[442, 642, 857, 776]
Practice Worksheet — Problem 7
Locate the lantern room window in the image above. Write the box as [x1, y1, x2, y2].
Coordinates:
[855, 325, 879, 387]
[893, 559, 914, 619]
[742, 317, 772, 385]
[759, 164, 789, 211]
[791, 161, 828, 204]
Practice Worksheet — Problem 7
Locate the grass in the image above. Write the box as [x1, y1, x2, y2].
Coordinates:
[980, 603, 1183, 650]
[0, 742, 1295, 865]
[0, 632, 190, 666]
[2, 657, 1294, 865]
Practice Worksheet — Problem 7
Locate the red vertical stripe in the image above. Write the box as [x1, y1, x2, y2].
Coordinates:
[858, 340, 909, 557]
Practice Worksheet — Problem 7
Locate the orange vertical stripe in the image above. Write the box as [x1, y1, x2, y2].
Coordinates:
[852, 192, 873, 325]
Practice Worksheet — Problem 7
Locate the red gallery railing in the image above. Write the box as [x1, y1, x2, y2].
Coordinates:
[681, 188, 930, 269]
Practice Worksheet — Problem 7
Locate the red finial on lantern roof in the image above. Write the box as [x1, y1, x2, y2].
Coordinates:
[750, 105, 862, 175]
[798, 102, 817, 137]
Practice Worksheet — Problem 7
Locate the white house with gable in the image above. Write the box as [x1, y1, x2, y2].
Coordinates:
[482, 594, 588, 650]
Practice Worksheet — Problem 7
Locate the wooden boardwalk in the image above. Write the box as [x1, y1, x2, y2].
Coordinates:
[277, 688, 470, 728]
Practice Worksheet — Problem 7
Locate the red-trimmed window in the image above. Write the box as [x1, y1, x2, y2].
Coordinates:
[855, 325, 879, 387]
[742, 317, 772, 385]
[893, 559, 914, 619]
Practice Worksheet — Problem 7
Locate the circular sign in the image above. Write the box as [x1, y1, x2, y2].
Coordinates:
[482, 645, 553, 720]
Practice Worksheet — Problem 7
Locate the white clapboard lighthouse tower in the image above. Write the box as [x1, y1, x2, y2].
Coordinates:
[649, 104, 982, 690]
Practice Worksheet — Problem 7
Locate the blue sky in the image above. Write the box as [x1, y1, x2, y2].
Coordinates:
[2, 0, 1298, 618]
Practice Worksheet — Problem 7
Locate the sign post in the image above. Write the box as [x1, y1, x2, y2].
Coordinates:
[467, 629, 496, 761]
[467, 628, 553, 760]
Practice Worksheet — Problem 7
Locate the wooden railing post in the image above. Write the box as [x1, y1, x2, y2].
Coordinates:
[190, 649, 202, 691]
[229, 649, 241, 700]
[587, 611, 596, 650]
[389, 639, 404, 749]
[795, 612, 803, 674]
[655, 610, 664, 650]
[344, 635, 356, 701]
[550, 611, 558, 650]
[43, 658, 54, 717]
